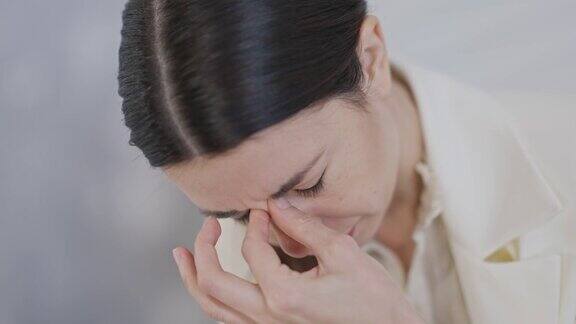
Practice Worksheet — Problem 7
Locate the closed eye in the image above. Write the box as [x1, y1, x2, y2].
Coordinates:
[234, 168, 327, 225]
[293, 168, 326, 198]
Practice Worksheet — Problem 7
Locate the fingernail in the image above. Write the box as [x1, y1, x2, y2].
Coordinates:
[172, 248, 181, 265]
[274, 197, 291, 210]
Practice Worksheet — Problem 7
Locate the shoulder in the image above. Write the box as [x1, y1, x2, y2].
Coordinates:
[497, 93, 576, 251]
[496, 92, 576, 198]
[421, 66, 576, 253]
[435, 70, 576, 198]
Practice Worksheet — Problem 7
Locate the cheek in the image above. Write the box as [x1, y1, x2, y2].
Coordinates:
[344, 162, 399, 244]
[336, 166, 395, 218]
[339, 129, 398, 216]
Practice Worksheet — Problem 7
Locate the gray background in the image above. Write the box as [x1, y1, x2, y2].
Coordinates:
[1, 0, 574, 323]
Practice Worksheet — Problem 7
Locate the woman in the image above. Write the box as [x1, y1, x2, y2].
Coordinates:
[117, 0, 576, 323]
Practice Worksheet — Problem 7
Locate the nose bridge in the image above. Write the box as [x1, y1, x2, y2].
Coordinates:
[261, 200, 345, 232]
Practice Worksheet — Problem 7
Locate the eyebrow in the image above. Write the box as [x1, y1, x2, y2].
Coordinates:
[198, 147, 326, 219]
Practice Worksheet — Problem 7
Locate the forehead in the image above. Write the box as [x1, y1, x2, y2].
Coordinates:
[163, 100, 347, 211]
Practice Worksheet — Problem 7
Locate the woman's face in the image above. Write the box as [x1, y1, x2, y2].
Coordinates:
[163, 15, 402, 257]
[164, 90, 402, 258]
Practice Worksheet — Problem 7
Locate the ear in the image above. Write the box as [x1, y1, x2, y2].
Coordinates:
[357, 14, 392, 96]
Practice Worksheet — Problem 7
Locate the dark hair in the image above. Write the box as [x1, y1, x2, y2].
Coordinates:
[117, 0, 369, 168]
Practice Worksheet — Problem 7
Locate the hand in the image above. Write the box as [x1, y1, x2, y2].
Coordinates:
[172, 198, 425, 324]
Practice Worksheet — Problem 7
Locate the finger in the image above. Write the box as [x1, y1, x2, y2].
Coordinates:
[194, 217, 267, 317]
[242, 209, 284, 288]
[267, 198, 359, 270]
[172, 246, 253, 324]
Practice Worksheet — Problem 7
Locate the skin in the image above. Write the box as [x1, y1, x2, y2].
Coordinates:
[165, 14, 426, 323]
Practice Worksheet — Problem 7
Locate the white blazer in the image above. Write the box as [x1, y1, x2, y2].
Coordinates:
[215, 57, 576, 324]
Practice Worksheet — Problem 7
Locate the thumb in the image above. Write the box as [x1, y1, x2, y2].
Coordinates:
[267, 197, 359, 269]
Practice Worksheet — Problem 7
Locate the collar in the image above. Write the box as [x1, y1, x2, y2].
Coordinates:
[412, 161, 444, 240]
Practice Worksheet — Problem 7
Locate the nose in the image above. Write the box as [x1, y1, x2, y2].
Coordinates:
[269, 215, 350, 258]
[271, 221, 311, 258]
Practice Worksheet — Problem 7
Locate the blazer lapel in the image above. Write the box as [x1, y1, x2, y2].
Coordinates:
[392, 58, 565, 324]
